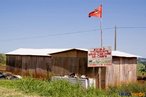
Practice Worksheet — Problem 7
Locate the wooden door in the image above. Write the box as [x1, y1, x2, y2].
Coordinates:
[96, 67, 106, 89]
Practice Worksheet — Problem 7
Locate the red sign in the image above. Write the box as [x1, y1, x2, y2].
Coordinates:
[88, 47, 112, 67]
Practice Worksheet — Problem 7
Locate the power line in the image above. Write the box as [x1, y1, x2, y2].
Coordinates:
[117, 26, 146, 29]
[0, 29, 99, 42]
[0, 26, 146, 42]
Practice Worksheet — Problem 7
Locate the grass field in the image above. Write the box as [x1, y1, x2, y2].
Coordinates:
[0, 78, 146, 97]
[0, 87, 40, 97]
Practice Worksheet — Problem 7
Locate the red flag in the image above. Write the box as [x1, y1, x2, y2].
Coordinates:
[89, 5, 102, 18]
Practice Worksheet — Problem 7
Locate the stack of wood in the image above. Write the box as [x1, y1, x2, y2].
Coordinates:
[0, 66, 6, 71]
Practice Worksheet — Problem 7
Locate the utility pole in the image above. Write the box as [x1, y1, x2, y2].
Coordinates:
[114, 26, 117, 51]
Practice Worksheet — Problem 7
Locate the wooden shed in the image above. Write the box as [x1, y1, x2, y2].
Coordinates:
[6, 48, 88, 78]
[6, 48, 139, 89]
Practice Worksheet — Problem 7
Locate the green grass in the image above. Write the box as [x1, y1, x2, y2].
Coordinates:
[0, 78, 107, 97]
[0, 87, 40, 97]
[0, 78, 146, 97]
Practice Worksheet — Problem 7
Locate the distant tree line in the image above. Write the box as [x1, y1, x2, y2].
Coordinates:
[0, 54, 6, 66]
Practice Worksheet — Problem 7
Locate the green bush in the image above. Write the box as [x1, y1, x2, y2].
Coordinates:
[0, 54, 6, 66]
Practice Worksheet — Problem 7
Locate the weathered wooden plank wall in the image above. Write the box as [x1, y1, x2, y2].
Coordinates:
[106, 57, 137, 87]
[6, 55, 51, 78]
[52, 57, 87, 76]
[6, 55, 19, 73]
[6, 55, 87, 78]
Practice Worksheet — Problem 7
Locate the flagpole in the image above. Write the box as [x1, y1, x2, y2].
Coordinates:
[100, 0, 103, 47]
[88, 2, 103, 89]
[100, 19, 103, 47]
[99, 0, 103, 89]
[98, 18, 102, 89]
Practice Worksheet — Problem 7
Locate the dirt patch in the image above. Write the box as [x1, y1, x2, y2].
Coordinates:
[0, 87, 40, 97]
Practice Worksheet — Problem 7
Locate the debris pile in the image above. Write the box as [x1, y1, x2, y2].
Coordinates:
[51, 73, 96, 88]
[0, 72, 22, 80]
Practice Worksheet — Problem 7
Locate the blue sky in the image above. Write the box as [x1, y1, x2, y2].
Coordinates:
[0, 0, 146, 57]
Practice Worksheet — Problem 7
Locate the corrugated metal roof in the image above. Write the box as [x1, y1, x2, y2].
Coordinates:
[112, 50, 141, 58]
[6, 48, 88, 56]
[6, 48, 141, 58]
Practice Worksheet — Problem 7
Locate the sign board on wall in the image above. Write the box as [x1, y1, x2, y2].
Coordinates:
[88, 47, 112, 67]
